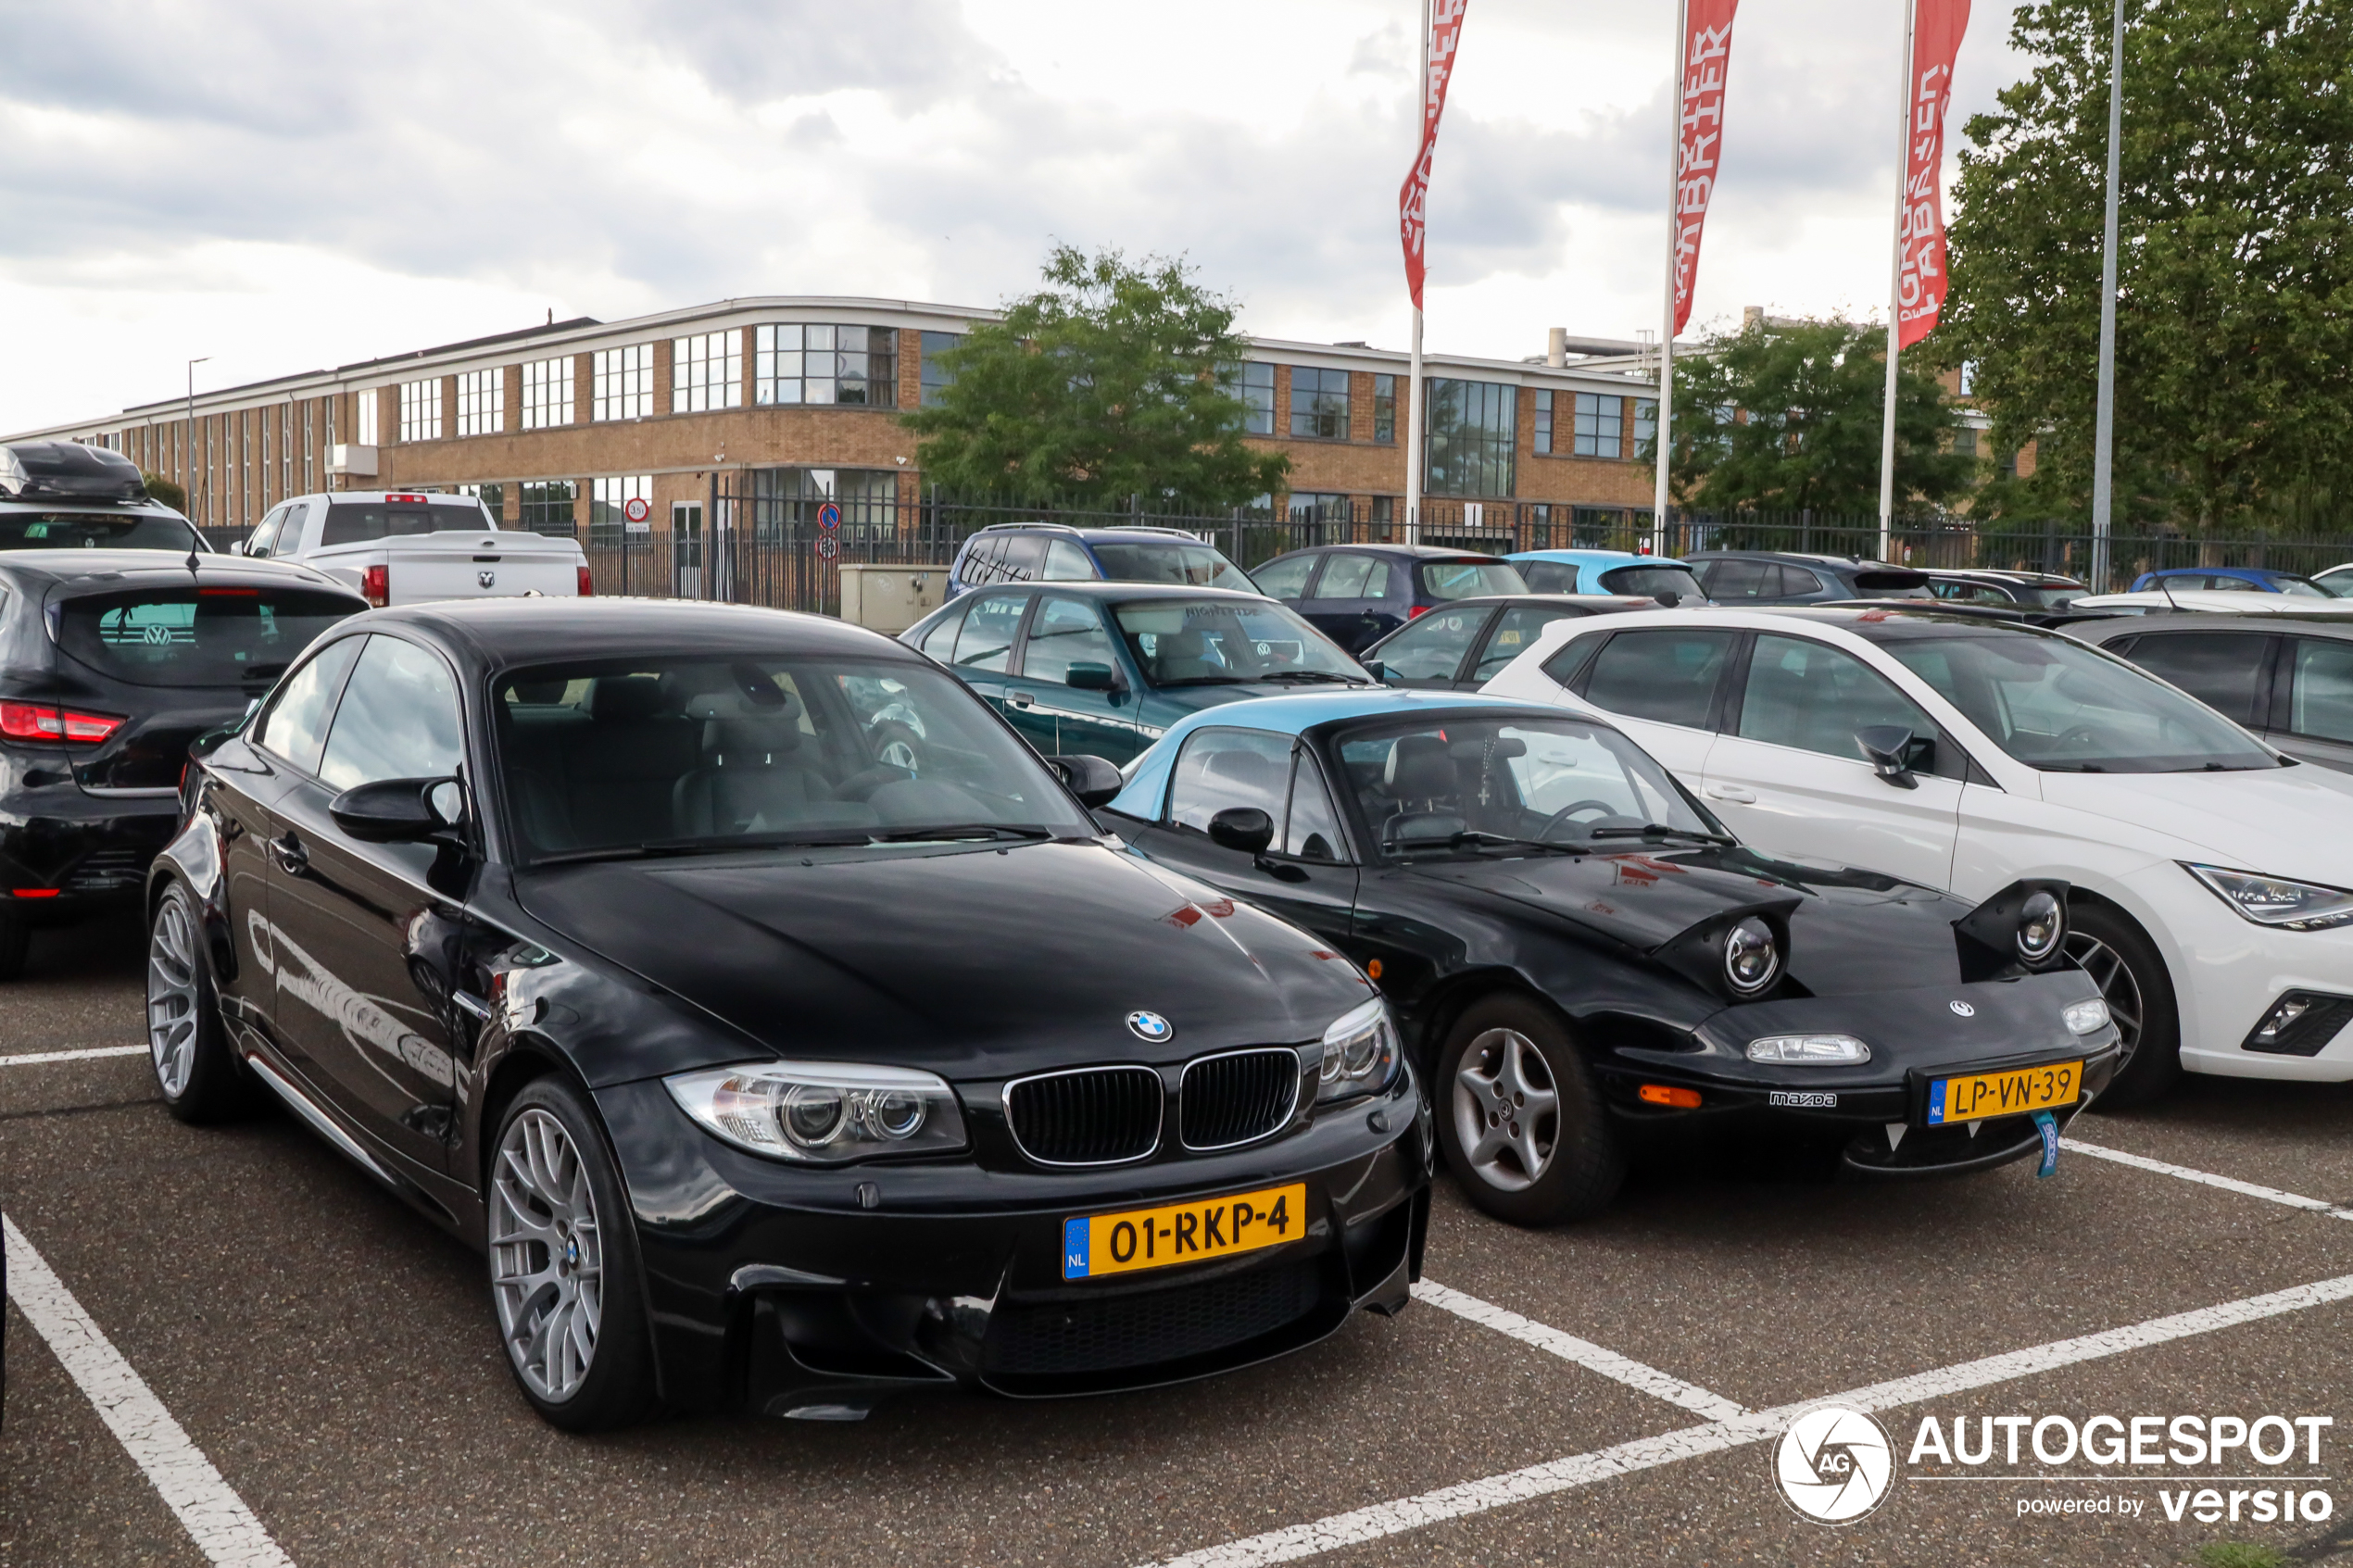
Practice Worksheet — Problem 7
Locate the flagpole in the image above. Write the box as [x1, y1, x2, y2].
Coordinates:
[1655, 0, 1687, 559]
[1876, 0, 1917, 564]
[2088, 0, 2125, 593]
[1405, 0, 1430, 548]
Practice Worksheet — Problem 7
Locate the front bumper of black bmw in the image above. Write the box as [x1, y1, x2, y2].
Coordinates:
[1592, 971, 2123, 1178]
[592, 1066, 1430, 1417]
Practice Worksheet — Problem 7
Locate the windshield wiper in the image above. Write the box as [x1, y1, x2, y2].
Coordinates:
[867, 823, 1052, 843]
[1252, 670, 1363, 684]
[1587, 824, 1736, 847]
[1156, 675, 1251, 687]
[1390, 829, 1588, 857]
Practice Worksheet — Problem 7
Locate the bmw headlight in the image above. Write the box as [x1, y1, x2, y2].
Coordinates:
[665, 1061, 967, 1163]
[1317, 997, 1401, 1106]
[1723, 916, 1782, 997]
[2018, 890, 2065, 961]
[1746, 1034, 1870, 1065]
[2185, 864, 2353, 931]
[2062, 997, 2111, 1035]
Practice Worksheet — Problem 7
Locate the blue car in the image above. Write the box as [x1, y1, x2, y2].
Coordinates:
[1507, 548, 1706, 604]
[946, 522, 1257, 599]
[2129, 566, 2335, 597]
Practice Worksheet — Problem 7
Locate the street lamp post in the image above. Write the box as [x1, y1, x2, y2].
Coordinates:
[2089, 0, 2127, 592]
[186, 358, 209, 526]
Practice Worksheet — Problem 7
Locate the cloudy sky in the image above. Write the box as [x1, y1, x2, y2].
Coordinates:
[0, 0, 2038, 434]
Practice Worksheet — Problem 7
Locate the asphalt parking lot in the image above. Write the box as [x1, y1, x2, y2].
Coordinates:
[8, 917, 2353, 1568]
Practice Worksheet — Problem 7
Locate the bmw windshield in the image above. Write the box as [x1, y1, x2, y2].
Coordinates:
[1114, 598, 1367, 687]
[1878, 632, 2282, 772]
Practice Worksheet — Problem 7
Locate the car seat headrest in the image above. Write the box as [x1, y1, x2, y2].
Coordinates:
[1385, 733, 1459, 798]
[589, 675, 667, 721]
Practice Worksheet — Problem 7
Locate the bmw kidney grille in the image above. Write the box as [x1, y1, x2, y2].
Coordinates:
[1004, 1066, 1164, 1166]
[1178, 1048, 1303, 1151]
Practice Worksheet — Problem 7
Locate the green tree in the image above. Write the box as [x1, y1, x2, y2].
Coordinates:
[141, 471, 186, 511]
[901, 245, 1290, 508]
[1661, 318, 1969, 515]
[1944, 0, 2353, 535]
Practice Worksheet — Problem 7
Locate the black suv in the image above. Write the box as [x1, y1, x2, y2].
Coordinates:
[1685, 551, 1931, 605]
[1251, 545, 1529, 655]
[1, 441, 207, 553]
[0, 551, 363, 975]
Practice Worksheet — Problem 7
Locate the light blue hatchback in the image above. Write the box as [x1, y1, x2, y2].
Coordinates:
[1507, 549, 1707, 604]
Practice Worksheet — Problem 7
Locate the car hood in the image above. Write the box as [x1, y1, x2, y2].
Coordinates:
[513, 839, 1371, 1080]
[2036, 765, 2353, 881]
[1406, 847, 1978, 996]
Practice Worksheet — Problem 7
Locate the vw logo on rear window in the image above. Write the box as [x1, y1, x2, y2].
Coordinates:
[1126, 1010, 1173, 1042]
[1949, 1000, 1977, 1017]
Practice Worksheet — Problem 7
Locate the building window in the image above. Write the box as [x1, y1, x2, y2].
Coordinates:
[920, 331, 962, 408]
[1287, 492, 1351, 522]
[455, 482, 506, 521]
[1424, 379, 1517, 497]
[303, 401, 316, 492]
[594, 345, 654, 421]
[754, 325, 898, 407]
[1221, 362, 1274, 435]
[1374, 373, 1397, 445]
[673, 331, 742, 413]
[1953, 427, 1981, 459]
[749, 468, 900, 544]
[520, 480, 578, 535]
[588, 475, 652, 547]
[1574, 393, 1622, 458]
[397, 380, 441, 443]
[522, 357, 574, 430]
[455, 369, 503, 437]
[1290, 368, 1351, 440]
[1534, 390, 1555, 456]
[1634, 398, 1657, 458]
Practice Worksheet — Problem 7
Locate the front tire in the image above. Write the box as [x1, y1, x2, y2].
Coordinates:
[1436, 994, 1623, 1225]
[146, 882, 254, 1122]
[487, 1075, 657, 1431]
[2070, 903, 2180, 1110]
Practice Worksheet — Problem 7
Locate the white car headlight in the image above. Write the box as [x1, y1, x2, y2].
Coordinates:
[1746, 1034, 1870, 1065]
[1317, 996, 1401, 1105]
[2062, 997, 2111, 1035]
[2185, 864, 2353, 931]
[666, 1061, 967, 1163]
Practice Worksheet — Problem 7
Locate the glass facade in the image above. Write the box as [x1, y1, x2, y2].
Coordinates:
[594, 345, 654, 421]
[1289, 367, 1350, 440]
[1424, 378, 1516, 497]
[522, 357, 573, 430]
[921, 331, 962, 408]
[754, 325, 898, 407]
[673, 332, 742, 413]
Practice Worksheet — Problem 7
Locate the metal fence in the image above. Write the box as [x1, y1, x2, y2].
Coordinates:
[201, 492, 2353, 613]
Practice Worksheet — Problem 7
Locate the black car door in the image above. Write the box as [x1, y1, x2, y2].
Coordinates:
[1302, 553, 1390, 652]
[1115, 723, 1361, 950]
[264, 632, 472, 1173]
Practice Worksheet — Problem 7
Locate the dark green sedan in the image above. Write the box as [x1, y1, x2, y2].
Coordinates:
[900, 582, 1375, 763]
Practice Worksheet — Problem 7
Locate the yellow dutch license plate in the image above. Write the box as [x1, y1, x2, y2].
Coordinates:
[1926, 1060, 2082, 1125]
[1062, 1183, 1307, 1281]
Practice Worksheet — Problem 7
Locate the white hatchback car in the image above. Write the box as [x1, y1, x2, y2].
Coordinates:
[1484, 605, 2353, 1103]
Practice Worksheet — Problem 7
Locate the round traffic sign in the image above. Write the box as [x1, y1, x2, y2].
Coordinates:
[815, 535, 839, 560]
[817, 503, 841, 532]
[623, 496, 651, 524]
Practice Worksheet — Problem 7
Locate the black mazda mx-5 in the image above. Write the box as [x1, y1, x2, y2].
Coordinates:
[1099, 691, 2124, 1225]
[149, 599, 1427, 1429]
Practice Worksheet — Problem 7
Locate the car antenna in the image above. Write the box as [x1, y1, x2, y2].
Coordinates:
[2156, 573, 2182, 613]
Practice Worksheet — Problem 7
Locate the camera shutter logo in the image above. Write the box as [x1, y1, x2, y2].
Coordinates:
[1775, 1406, 1895, 1524]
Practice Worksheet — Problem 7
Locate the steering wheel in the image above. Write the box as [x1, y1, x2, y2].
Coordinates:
[1537, 799, 1622, 841]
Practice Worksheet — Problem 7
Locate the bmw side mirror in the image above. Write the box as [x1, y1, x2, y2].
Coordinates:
[1049, 753, 1123, 808]
[1207, 806, 1276, 855]
[1854, 726, 1919, 790]
[1065, 662, 1116, 691]
[330, 775, 464, 842]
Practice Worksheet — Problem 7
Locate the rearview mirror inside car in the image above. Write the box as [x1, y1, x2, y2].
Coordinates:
[1065, 662, 1116, 691]
[1853, 726, 1919, 790]
[329, 776, 464, 843]
[1048, 753, 1124, 807]
[1208, 807, 1276, 855]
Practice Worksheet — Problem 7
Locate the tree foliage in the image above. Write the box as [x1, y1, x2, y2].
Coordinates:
[141, 471, 186, 510]
[1944, 0, 2353, 533]
[1662, 318, 1969, 515]
[900, 245, 1291, 508]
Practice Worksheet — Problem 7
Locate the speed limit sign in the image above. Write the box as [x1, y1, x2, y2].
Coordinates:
[815, 536, 839, 560]
[623, 496, 651, 524]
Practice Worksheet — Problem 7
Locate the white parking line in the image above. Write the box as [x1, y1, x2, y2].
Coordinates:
[3, 1213, 296, 1567]
[1411, 1280, 1747, 1421]
[0, 1044, 148, 1067]
[2061, 1137, 2353, 1217]
[1143, 1271, 2353, 1567]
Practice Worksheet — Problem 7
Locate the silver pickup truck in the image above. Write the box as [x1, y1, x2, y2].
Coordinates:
[237, 491, 590, 606]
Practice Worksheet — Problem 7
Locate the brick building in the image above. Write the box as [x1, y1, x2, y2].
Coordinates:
[8, 296, 1664, 543]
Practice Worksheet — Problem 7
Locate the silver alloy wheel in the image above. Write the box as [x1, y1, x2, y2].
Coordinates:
[490, 1108, 604, 1403]
[146, 891, 201, 1098]
[1451, 1027, 1560, 1192]
[2066, 931, 2145, 1071]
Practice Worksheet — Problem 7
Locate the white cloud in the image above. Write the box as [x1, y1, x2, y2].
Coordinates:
[0, 0, 2041, 433]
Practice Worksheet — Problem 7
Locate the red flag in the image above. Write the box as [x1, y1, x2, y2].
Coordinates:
[1398, 0, 1471, 311]
[1896, 0, 1970, 348]
[1671, 0, 1742, 336]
